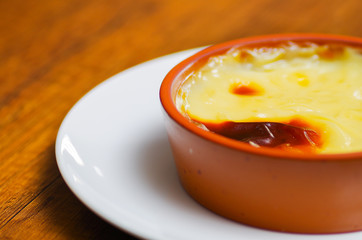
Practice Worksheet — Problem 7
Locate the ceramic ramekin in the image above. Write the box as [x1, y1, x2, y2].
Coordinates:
[159, 34, 362, 233]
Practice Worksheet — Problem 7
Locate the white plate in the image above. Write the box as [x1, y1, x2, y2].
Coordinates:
[55, 48, 362, 240]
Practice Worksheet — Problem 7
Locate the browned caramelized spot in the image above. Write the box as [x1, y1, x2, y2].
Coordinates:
[230, 82, 264, 96]
[199, 119, 322, 152]
[317, 45, 345, 60]
[239, 50, 253, 62]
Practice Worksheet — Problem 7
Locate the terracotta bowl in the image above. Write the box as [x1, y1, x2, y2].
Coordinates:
[159, 34, 362, 233]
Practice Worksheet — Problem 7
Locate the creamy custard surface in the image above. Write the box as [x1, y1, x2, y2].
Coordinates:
[176, 42, 362, 154]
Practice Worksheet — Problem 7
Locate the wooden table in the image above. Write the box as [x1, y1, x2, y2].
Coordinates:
[1, 0, 362, 239]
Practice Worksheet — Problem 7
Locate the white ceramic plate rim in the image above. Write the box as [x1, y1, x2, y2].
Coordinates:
[55, 48, 362, 240]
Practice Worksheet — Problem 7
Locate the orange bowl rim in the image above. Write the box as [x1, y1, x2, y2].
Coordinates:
[160, 33, 362, 161]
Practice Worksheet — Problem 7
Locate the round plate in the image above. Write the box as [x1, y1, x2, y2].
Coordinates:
[55, 48, 362, 240]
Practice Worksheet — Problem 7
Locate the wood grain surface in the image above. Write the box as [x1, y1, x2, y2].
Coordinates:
[1, 0, 362, 239]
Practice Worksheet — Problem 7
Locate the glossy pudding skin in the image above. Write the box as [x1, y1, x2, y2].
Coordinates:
[176, 42, 362, 154]
[160, 34, 362, 234]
